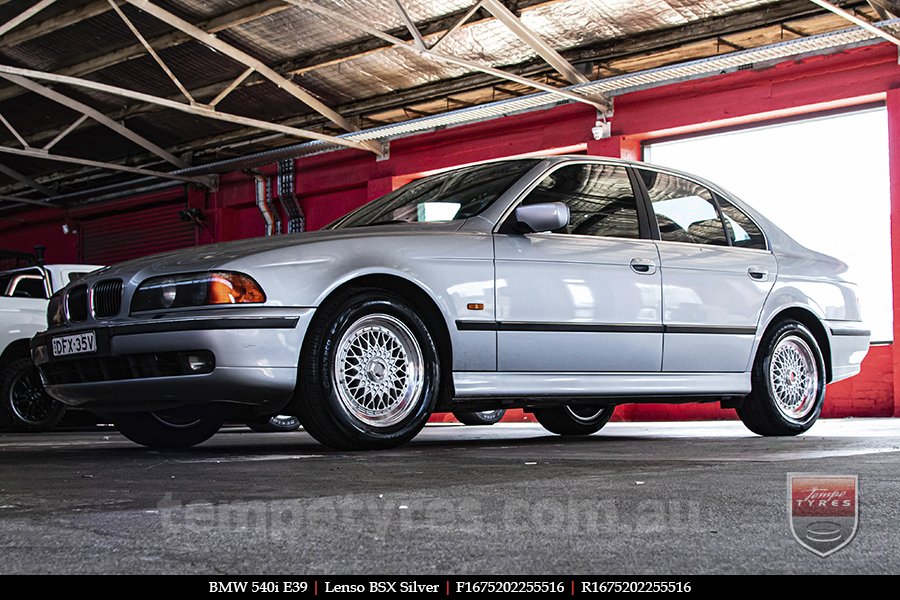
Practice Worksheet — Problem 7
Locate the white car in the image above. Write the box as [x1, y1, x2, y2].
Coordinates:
[1, 263, 100, 431]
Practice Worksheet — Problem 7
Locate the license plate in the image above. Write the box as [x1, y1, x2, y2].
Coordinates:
[51, 331, 97, 357]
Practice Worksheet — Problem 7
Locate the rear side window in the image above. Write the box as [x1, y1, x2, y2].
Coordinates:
[640, 170, 728, 246]
[717, 196, 767, 250]
[518, 163, 642, 239]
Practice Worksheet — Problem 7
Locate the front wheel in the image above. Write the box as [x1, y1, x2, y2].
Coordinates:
[453, 409, 506, 426]
[294, 289, 440, 450]
[1, 358, 66, 432]
[114, 407, 223, 448]
[737, 320, 826, 436]
[533, 405, 614, 436]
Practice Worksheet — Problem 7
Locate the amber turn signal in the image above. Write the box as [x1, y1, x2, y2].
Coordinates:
[208, 272, 267, 304]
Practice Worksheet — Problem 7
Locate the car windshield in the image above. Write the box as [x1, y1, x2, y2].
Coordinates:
[330, 160, 539, 229]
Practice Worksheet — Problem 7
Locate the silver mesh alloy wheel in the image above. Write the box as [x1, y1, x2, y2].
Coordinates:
[333, 314, 424, 427]
[769, 334, 819, 420]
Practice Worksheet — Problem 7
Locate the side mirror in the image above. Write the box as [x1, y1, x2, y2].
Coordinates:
[514, 202, 570, 233]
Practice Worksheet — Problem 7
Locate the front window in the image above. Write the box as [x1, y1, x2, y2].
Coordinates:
[331, 160, 538, 229]
[515, 163, 641, 239]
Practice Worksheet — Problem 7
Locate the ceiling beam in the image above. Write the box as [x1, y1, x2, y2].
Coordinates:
[106, 0, 195, 104]
[9, 0, 867, 158]
[0, 145, 202, 183]
[0, 0, 59, 38]
[125, 0, 360, 135]
[1, 73, 187, 167]
[283, 0, 609, 111]
[0, 0, 289, 103]
[809, 0, 900, 45]
[480, 0, 589, 84]
[867, 0, 899, 18]
[0, 194, 60, 207]
[431, 1, 484, 50]
[0, 162, 54, 196]
[0, 0, 117, 49]
[390, 0, 425, 49]
[0, 64, 378, 154]
[0, 0, 870, 196]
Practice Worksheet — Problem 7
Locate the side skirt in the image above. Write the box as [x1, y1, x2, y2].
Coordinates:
[449, 371, 751, 409]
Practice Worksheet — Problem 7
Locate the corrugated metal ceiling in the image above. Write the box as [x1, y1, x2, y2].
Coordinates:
[0, 0, 884, 200]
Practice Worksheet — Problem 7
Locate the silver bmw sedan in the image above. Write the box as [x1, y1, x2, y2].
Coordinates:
[31, 156, 869, 449]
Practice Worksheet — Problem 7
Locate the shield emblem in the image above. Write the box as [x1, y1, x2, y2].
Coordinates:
[788, 474, 858, 557]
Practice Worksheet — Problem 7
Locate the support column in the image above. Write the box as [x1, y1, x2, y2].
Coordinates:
[887, 90, 900, 417]
[586, 135, 641, 160]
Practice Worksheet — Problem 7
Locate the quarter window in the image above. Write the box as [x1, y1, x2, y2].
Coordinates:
[717, 196, 766, 250]
[640, 170, 728, 246]
[518, 164, 641, 239]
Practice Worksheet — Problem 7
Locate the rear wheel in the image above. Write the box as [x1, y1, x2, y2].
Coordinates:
[1, 358, 66, 432]
[453, 409, 506, 426]
[534, 404, 614, 436]
[295, 289, 440, 450]
[114, 406, 223, 448]
[737, 320, 825, 436]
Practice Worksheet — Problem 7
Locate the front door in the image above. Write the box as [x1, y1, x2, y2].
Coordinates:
[494, 162, 663, 372]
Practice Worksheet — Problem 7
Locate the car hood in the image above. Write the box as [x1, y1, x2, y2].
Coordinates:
[95, 221, 466, 277]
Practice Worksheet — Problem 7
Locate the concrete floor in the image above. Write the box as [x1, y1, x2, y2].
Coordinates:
[0, 418, 898, 574]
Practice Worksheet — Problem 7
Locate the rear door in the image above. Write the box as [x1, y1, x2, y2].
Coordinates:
[636, 168, 776, 372]
[493, 162, 663, 372]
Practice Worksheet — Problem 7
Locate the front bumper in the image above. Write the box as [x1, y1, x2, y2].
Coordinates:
[31, 309, 314, 413]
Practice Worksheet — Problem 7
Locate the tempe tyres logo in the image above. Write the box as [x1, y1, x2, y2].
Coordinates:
[788, 474, 858, 557]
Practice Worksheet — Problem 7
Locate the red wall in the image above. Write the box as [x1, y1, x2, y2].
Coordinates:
[3, 42, 899, 421]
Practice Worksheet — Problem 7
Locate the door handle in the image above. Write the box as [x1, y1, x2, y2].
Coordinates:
[630, 258, 657, 275]
[747, 266, 769, 281]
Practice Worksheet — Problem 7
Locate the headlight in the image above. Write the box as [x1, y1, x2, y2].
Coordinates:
[47, 292, 65, 328]
[131, 271, 266, 312]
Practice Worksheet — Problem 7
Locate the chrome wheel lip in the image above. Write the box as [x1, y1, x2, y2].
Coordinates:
[769, 334, 819, 421]
[333, 313, 424, 428]
[565, 405, 609, 423]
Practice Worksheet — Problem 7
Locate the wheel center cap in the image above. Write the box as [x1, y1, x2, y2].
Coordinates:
[366, 359, 387, 382]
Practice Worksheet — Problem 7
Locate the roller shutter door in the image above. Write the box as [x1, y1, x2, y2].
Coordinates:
[80, 201, 197, 265]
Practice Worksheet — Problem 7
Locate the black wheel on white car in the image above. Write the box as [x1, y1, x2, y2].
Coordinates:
[533, 404, 614, 436]
[246, 414, 301, 433]
[1, 358, 66, 433]
[737, 320, 826, 436]
[295, 288, 440, 450]
[453, 409, 506, 426]
[114, 406, 224, 448]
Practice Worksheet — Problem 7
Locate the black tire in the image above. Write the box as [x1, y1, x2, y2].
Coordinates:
[1, 357, 66, 433]
[294, 288, 440, 450]
[453, 409, 506, 426]
[533, 404, 614, 436]
[246, 414, 301, 433]
[737, 320, 826, 436]
[114, 406, 223, 448]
